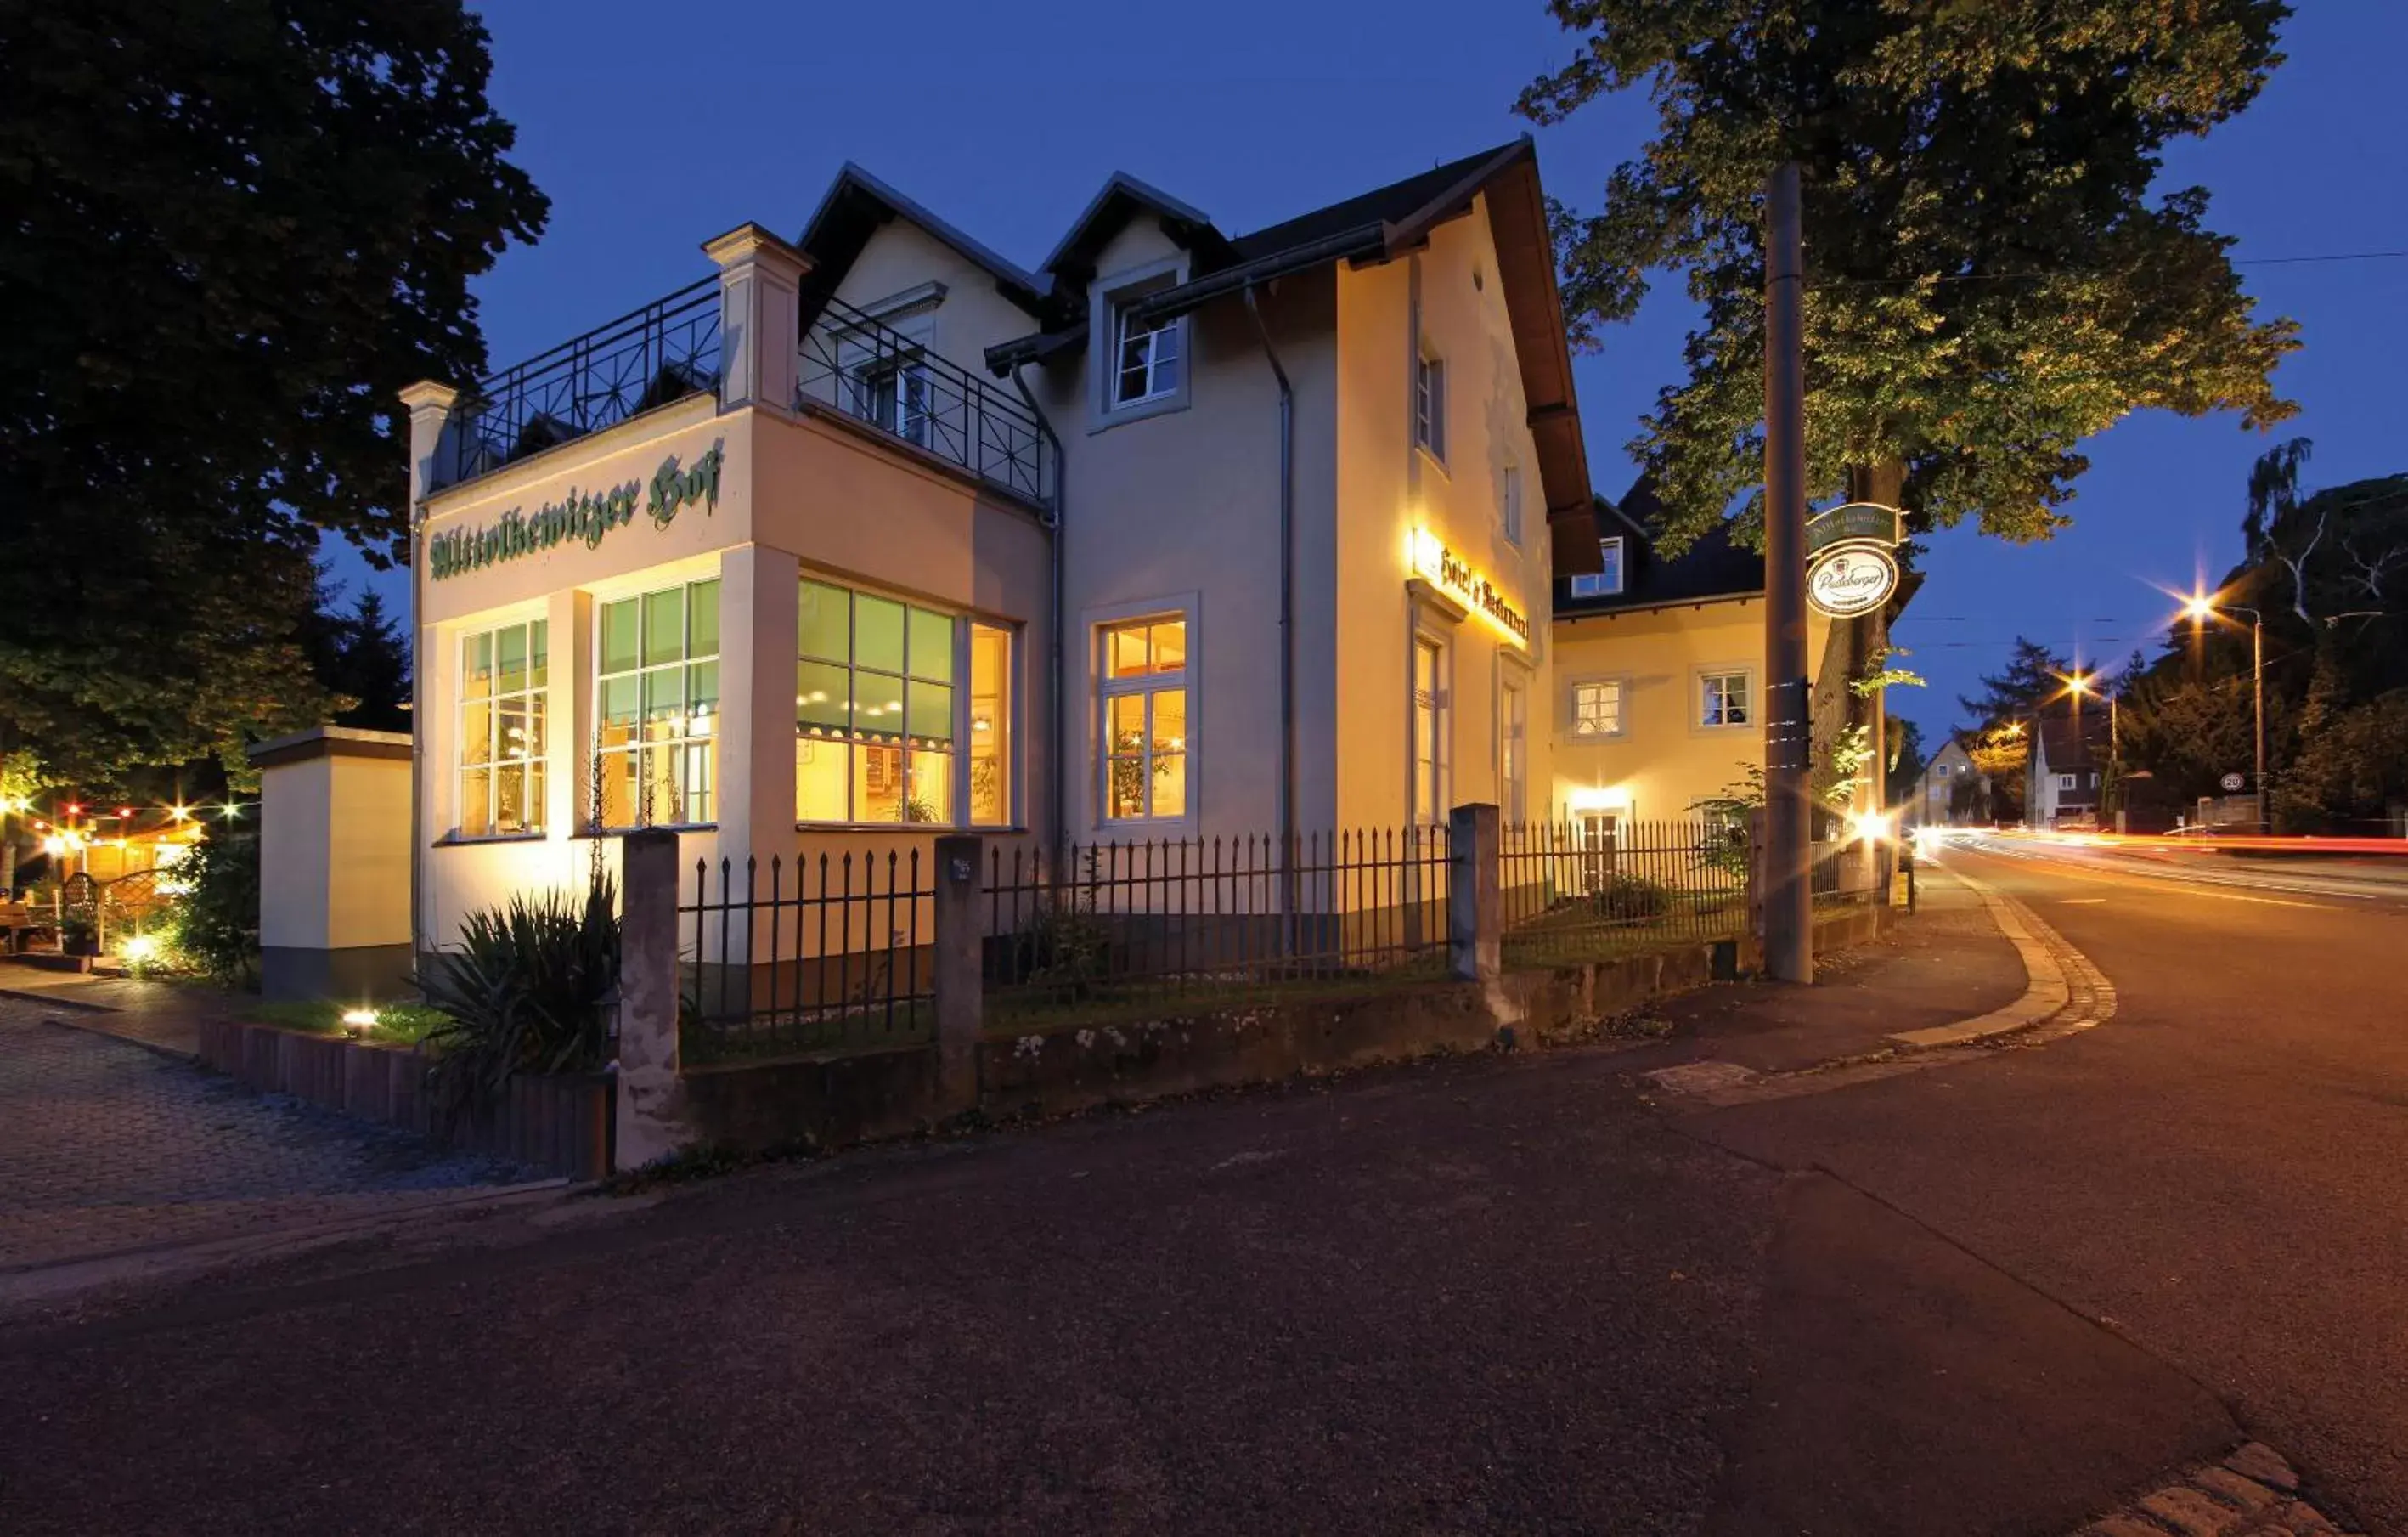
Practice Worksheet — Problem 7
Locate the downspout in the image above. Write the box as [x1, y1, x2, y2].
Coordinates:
[1241, 285, 1298, 920]
[1008, 364, 1068, 871]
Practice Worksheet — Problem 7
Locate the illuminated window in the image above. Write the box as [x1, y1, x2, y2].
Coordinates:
[1568, 536, 1626, 598]
[1571, 679, 1625, 739]
[969, 623, 1012, 825]
[1098, 615, 1188, 822]
[457, 619, 546, 837]
[596, 580, 718, 828]
[796, 579, 959, 825]
[1499, 678, 1526, 823]
[1699, 669, 1752, 730]
[1413, 634, 1450, 825]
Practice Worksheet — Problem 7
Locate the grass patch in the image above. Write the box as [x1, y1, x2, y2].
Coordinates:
[241, 997, 450, 1046]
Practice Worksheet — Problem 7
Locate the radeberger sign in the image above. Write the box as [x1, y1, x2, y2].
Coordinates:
[1806, 546, 1899, 617]
[428, 439, 725, 582]
[1410, 528, 1531, 647]
[1803, 500, 1903, 618]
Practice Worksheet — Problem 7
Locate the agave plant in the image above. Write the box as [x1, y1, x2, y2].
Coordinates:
[415, 875, 619, 1117]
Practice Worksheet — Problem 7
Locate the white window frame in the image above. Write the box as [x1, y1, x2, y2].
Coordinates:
[1567, 676, 1628, 742]
[454, 617, 549, 839]
[795, 576, 1003, 828]
[1568, 536, 1627, 599]
[1500, 461, 1524, 546]
[594, 578, 721, 830]
[1411, 629, 1452, 827]
[1413, 348, 1446, 466]
[1094, 600, 1196, 828]
[1695, 666, 1755, 732]
[1091, 257, 1191, 428]
[1498, 670, 1528, 824]
[2058, 772, 2079, 791]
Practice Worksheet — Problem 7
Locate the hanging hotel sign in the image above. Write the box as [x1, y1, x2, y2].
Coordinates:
[1410, 528, 1531, 647]
[1804, 500, 1903, 618]
[428, 439, 725, 582]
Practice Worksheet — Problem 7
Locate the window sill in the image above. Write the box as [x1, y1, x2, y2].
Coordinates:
[568, 823, 718, 839]
[794, 822, 1027, 834]
[1088, 392, 1189, 434]
[1416, 444, 1450, 478]
[432, 831, 549, 849]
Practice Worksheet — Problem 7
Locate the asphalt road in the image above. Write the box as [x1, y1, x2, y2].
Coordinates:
[0, 851, 2399, 1534]
[1696, 841, 2408, 1532]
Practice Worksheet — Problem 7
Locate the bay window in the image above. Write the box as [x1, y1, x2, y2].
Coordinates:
[596, 579, 719, 828]
[795, 577, 1016, 826]
[458, 619, 546, 837]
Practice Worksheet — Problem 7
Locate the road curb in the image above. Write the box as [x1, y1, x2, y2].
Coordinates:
[1885, 872, 2076, 1050]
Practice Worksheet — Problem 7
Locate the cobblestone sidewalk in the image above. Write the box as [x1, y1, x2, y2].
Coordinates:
[2079, 1443, 2363, 1536]
[0, 1000, 526, 1272]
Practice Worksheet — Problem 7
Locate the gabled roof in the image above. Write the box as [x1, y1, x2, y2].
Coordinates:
[1558, 481, 1770, 616]
[1040, 172, 1230, 283]
[987, 137, 1602, 572]
[794, 162, 1054, 320]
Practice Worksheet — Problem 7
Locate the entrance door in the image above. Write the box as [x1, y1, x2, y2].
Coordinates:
[1574, 811, 1620, 894]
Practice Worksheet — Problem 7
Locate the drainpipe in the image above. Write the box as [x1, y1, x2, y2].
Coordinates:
[1008, 364, 1068, 872]
[1241, 285, 1298, 922]
[408, 502, 427, 971]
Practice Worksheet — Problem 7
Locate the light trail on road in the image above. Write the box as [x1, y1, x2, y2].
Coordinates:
[1934, 830, 2408, 910]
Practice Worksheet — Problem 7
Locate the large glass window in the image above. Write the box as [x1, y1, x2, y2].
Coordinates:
[458, 619, 547, 837]
[969, 622, 1012, 825]
[597, 579, 719, 828]
[1413, 635, 1449, 825]
[796, 579, 959, 824]
[1098, 615, 1188, 822]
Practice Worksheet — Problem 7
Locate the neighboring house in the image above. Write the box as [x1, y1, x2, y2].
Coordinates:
[388, 138, 1599, 983]
[1916, 735, 1982, 827]
[1549, 482, 1847, 839]
[2028, 712, 2106, 828]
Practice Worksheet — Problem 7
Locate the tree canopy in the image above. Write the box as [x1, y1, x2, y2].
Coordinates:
[2117, 442, 2408, 828]
[1518, 0, 2300, 549]
[1955, 637, 2072, 731]
[0, 0, 545, 785]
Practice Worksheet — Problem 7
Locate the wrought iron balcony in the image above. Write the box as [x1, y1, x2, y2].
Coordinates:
[798, 297, 1057, 510]
[441, 279, 722, 491]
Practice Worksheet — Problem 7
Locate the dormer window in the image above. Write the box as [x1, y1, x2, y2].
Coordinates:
[1114, 290, 1181, 407]
[1568, 536, 1626, 598]
[1091, 258, 1192, 427]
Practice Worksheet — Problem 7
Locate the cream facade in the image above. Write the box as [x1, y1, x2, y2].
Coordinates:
[398, 144, 1599, 959]
[1548, 504, 1836, 833]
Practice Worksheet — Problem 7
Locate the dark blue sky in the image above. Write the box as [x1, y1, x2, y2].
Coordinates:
[359, 0, 2408, 745]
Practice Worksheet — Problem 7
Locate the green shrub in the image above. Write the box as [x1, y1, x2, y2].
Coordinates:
[415, 875, 619, 1116]
[1591, 873, 1672, 923]
[166, 832, 262, 987]
[1007, 896, 1114, 1001]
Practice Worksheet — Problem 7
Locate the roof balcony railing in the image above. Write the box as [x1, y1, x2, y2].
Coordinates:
[442, 278, 724, 491]
[798, 296, 1057, 511]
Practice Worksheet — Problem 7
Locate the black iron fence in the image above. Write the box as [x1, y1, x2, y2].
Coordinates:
[444, 279, 723, 489]
[1499, 819, 1751, 965]
[981, 829, 1451, 1019]
[679, 850, 933, 1064]
[798, 296, 1056, 507]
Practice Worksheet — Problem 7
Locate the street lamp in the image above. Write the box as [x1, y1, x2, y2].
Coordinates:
[2185, 592, 2267, 833]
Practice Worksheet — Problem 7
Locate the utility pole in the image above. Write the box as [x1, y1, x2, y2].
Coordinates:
[1761, 164, 1813, 983]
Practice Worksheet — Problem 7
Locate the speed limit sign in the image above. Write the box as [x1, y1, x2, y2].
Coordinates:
[2220, 772, 2246, 793]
